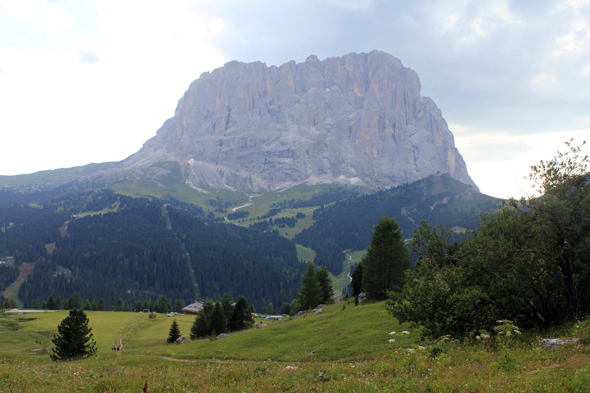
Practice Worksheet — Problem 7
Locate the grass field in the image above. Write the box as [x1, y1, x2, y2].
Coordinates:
[1, 301, 589, 392]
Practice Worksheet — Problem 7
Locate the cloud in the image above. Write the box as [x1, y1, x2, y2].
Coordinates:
[77, 49, 99, 64]
[0, 0, 75, 32]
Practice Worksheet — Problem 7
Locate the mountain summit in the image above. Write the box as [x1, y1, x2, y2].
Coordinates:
[125, 50, 477, 192]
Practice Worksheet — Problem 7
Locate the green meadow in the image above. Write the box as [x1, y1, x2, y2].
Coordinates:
[1, 302, 589, 392]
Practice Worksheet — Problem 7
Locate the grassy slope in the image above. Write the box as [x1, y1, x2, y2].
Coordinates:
[1, 305, 590, 392]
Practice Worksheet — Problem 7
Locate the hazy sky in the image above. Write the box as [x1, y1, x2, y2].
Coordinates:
[1, 0, 589, 199]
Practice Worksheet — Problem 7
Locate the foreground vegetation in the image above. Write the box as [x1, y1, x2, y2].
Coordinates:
[1, 301, 590, 391]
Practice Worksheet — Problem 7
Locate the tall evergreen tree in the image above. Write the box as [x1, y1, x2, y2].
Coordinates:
[115, 298, 125, 312]
[55, 296, 62, 310]
[229, 296, 254, 332]
[362, 216, 410, 301]
[351, 262, 364, 298]
[192, 314, 209, 339]
[201, 299, 215, 326]
[296, 262, 322, 310]
[220, 293, 234, 322]
[209, 302, 227, 335]
[69, 292, 83, 309]
[174, 299, 185, 313]
[97, 298, 106, 311]
[50, 309, 97, 361]
[316, 265, 334, 304]
[167, 320, 181, 344]
[31, 298, 41, 309]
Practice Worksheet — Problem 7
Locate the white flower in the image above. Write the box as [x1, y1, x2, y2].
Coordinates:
[402, 331, 410, 335]
[388, 339, 395, 343]
[418, 346, 426, 350]
[389, 331, 396, 335]
[407, 348, 416, 353]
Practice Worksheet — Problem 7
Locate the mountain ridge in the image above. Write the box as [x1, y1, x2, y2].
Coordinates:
[124, 50, 477, 193]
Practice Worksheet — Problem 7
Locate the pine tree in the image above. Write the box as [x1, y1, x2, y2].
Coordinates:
[69, 292, 83, 309]
[167, 319, 181, 344]
[174, 299, 185, 313]
[209, 302, 227, 335]
[316, 265, 334, 304]
[362, 216, 410, 301]
[50, 309, 97, 361]
[296, 262, 322, 310]
[350, 261, 364, 298]
[191, 314, 209, 339]
[55, 296, 62, 310]
[229, 296, 254, 332]
[220, 293, 234, 322]
[115, 298, 125, 312]
[97, 298, 106, 311]
[32, 298, 41, 309]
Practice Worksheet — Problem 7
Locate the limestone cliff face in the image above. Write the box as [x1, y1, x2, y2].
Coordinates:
[125, 50, 478, 192]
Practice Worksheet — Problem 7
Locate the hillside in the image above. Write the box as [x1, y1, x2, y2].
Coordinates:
[293, 174, 502, 274]
[0, 303, 588, 391]
[0, 190, 304, 310]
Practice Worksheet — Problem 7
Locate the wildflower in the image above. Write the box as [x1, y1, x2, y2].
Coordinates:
[402, 331, 410, 335]
[388, 339, 395, 343]
[389, 331, 396, 335]
[407, 348, 416, 354]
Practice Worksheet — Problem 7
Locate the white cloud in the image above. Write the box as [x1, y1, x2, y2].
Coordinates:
[0, 0, 226, 175]
[0, 0, 75, 32]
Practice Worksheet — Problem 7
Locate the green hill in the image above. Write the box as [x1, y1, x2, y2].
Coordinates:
[1, 303, 589, 392]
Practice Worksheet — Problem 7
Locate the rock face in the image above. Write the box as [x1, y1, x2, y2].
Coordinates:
[125, 50, 477, 192]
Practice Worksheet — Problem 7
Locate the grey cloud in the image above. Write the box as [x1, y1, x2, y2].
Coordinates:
[77, 49, 99, 64]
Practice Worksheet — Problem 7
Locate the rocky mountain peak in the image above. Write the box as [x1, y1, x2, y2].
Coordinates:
[124, 50, 478, 192]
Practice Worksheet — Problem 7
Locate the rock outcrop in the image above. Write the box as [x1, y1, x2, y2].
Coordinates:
[125, 50, 477, 192]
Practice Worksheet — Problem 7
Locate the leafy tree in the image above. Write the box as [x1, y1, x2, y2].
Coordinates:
[167, 320, 181, 344]
[209, 302, 227, 335]
[289, 299, 301, 316]
[350, 262, 364, 298]
[362, 216, 410, 301]
[280, 302, 291, 315]
[115, 298, 125, 312]
[316, 265, 334, 304]
[389, 140, 590, 338]
[97, 298, 106, 311]
[296, 262, 322, 310]
[50, 309, 97, 361]
[229, 296, 254, 331]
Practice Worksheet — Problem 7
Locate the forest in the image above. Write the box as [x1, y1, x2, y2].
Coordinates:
[294, 174, 501, 274]
[1, 190, 304, 310]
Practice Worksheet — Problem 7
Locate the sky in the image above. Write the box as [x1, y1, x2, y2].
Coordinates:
[0, 0, 589, 199]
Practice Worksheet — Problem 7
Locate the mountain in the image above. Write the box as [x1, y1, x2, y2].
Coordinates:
[1, 50, 476, 203]
[124, 50, 477, 192]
